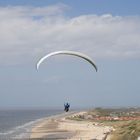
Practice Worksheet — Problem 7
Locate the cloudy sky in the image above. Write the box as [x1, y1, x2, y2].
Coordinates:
[0, 0, 140, 109]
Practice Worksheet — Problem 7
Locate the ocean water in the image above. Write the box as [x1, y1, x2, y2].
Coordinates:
[0, 109, 63, 139]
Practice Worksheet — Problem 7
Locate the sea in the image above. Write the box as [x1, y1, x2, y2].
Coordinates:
[0, 109, 63, 140]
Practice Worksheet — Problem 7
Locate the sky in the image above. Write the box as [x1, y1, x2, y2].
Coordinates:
[0, 0, 140, 109]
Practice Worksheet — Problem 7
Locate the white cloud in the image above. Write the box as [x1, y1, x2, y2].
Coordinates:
[0, 5, 140, 65]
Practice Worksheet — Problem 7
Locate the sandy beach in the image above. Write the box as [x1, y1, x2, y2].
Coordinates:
[30, 112, 113, 140]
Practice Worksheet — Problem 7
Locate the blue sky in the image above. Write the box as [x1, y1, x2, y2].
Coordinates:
[0, 0, 140, 16]
[0, 0, 140, 109]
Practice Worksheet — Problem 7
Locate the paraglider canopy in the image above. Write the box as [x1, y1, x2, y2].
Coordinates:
[36, 50, 97, 71]
[36, 51, 97, 112]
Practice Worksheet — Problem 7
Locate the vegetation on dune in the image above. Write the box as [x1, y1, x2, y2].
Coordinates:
[66, 114, 85, 121]
[110, 120, 140, 140]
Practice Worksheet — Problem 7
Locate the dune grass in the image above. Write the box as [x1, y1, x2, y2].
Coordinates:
[110, 120, 140, 140]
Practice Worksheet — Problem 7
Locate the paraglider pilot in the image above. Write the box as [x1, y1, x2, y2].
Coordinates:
[64, 102, 70, 112]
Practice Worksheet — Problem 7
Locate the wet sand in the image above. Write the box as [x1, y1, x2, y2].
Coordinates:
[30, 112, 113, 140]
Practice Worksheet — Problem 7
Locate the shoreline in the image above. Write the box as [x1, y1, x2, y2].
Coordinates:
[0, 110, 69, 139]
[30, 111, 77, 138]
[30, 111, 113, 140]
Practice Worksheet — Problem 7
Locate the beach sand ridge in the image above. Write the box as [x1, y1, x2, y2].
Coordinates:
[30, 112, 113, 140]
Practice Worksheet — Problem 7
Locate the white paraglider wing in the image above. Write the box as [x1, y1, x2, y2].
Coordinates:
[36, 51, 97, 72]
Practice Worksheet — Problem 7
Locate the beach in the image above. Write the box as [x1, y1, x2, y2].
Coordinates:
[30, 112, 113, 140]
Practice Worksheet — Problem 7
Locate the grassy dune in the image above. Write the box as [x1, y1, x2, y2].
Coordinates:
[110, 120, 140, 140]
